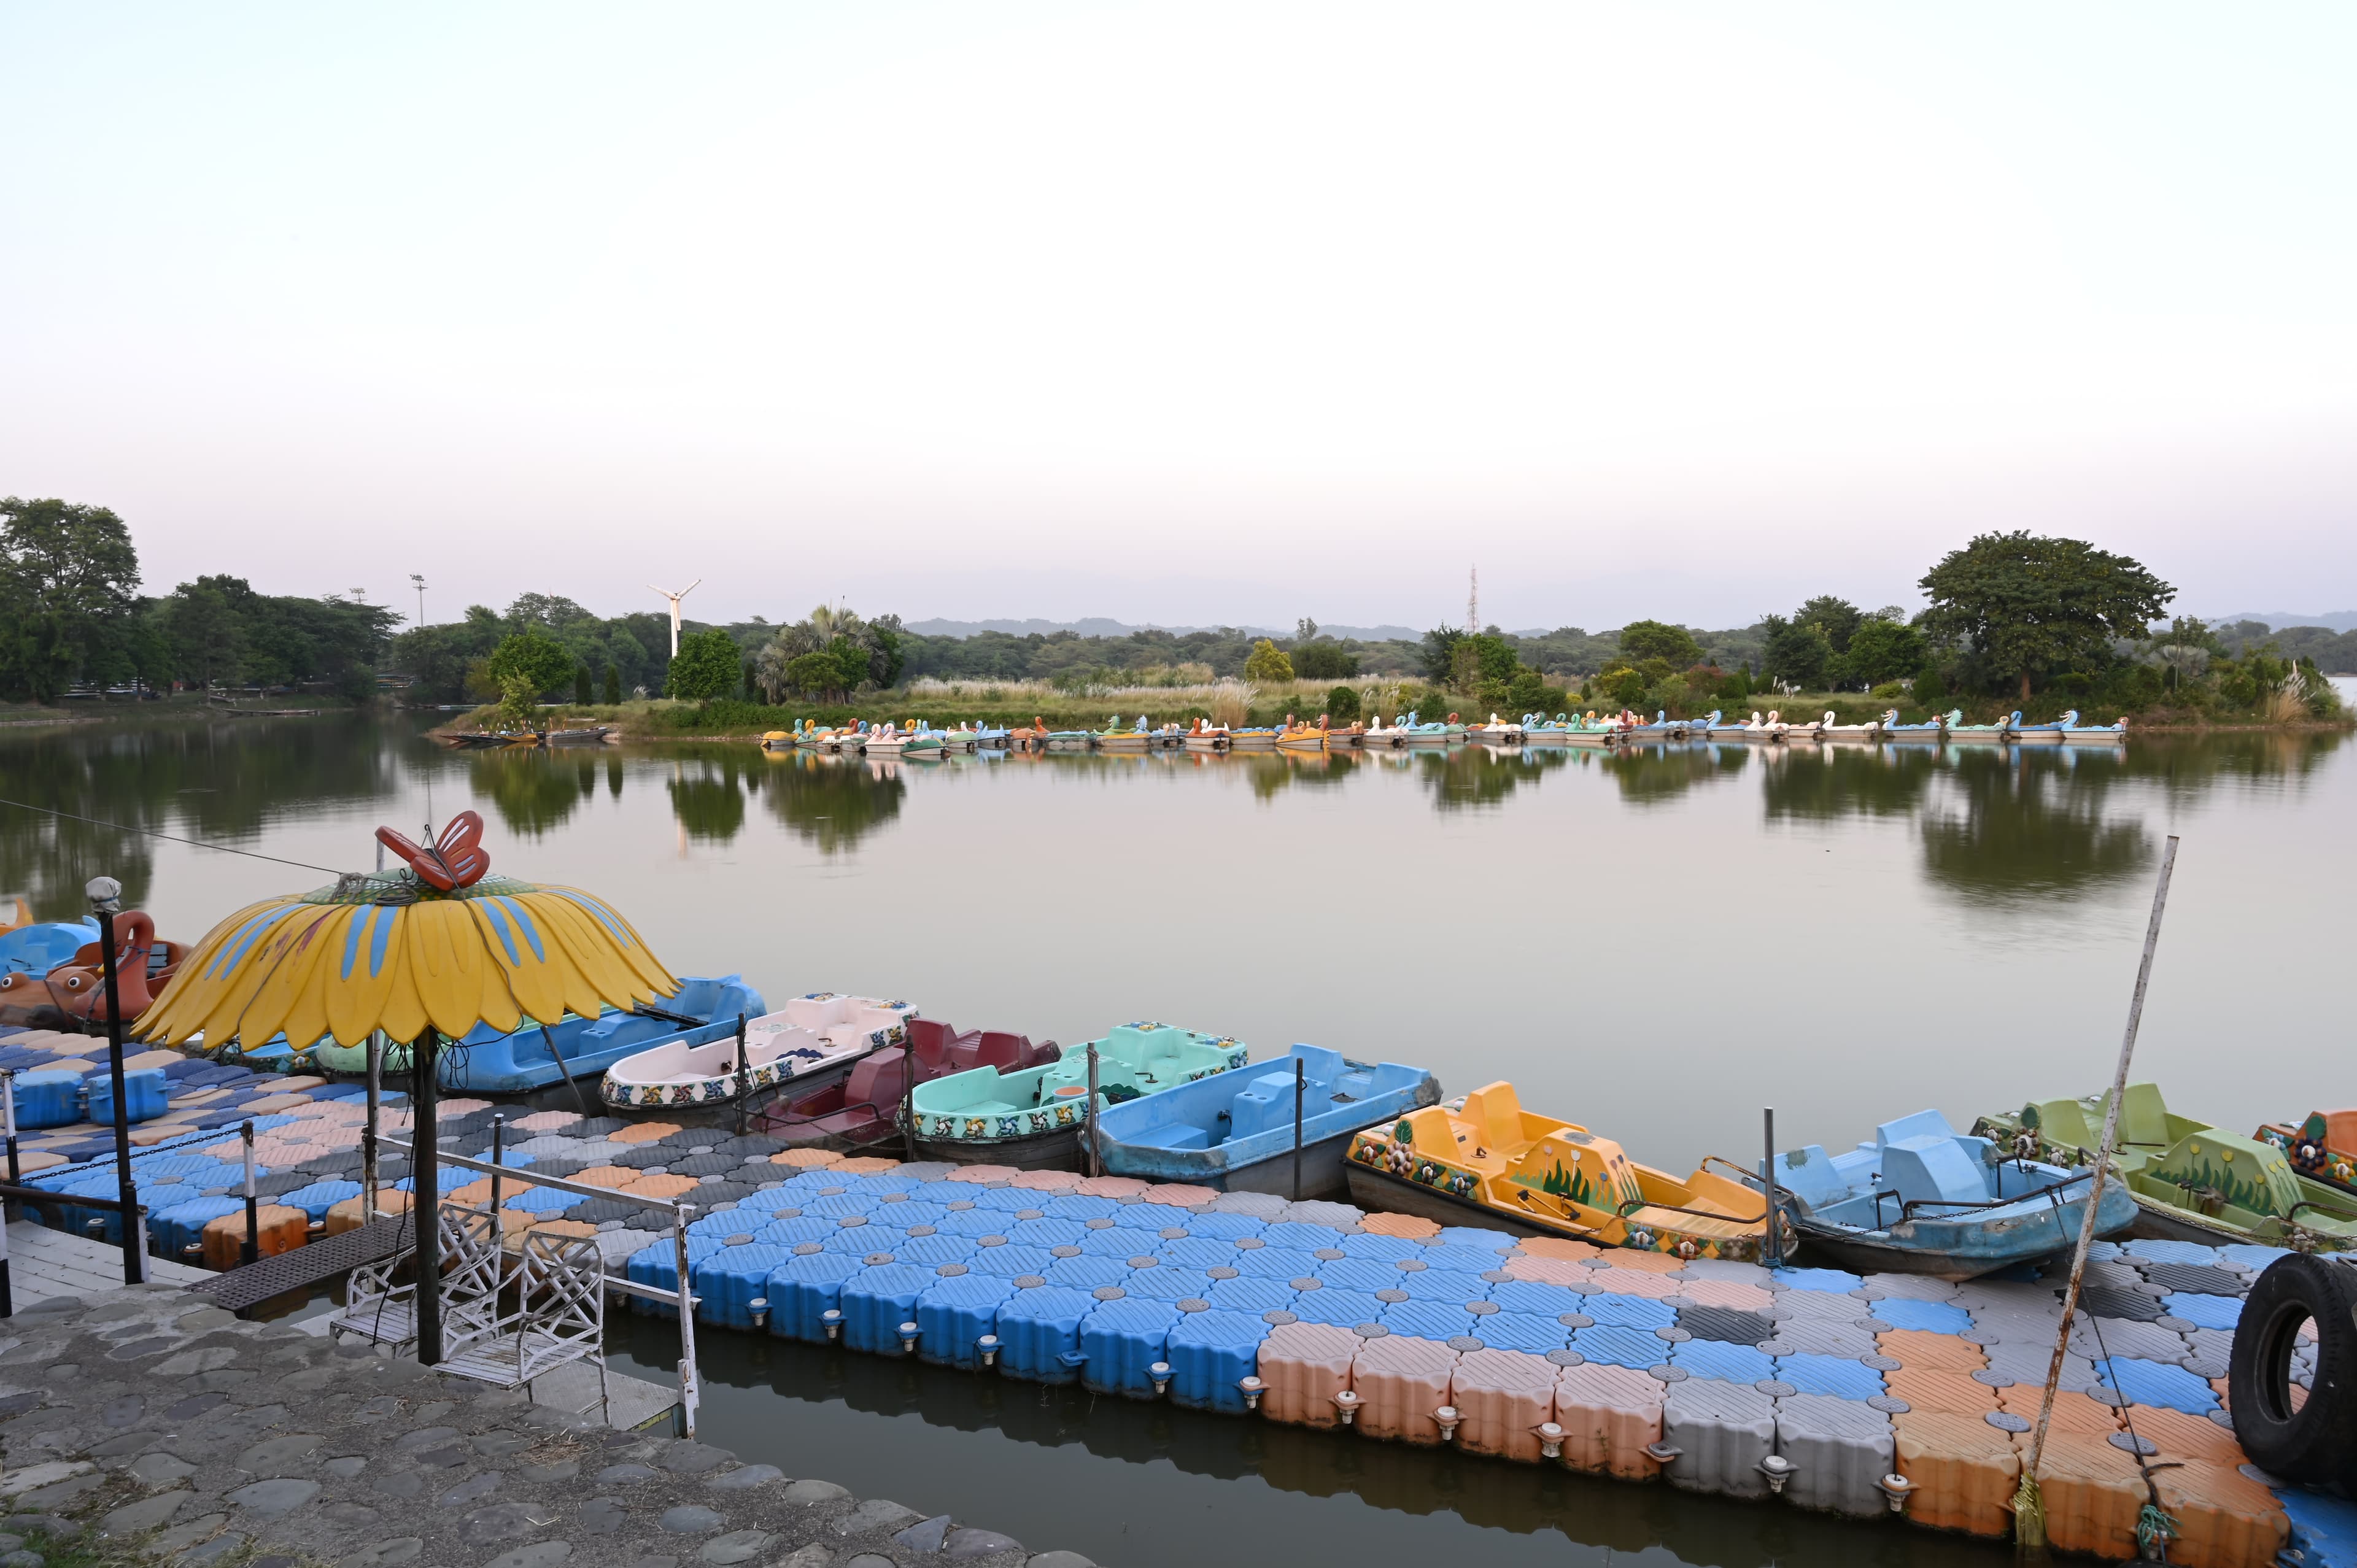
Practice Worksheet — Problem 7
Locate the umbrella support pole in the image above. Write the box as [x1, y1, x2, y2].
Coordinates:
[362, 1031, 382, 1220]
[414, 1028, 442, 1365]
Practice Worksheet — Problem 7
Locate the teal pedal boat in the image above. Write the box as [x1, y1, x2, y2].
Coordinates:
[908, 1021, 1248, 1169]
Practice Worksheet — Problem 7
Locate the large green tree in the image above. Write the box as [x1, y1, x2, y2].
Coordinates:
[0, 497, 142, 701]
[1759, 614, 1833, 689]
[1835, 616, 1931, 687]
[1617, 619, 1703, 666]
[486, 627, 577, 696]
[667, 627, 743, 700]
[1918, 531, 2173, 702]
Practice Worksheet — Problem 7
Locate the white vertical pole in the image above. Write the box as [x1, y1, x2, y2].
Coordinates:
[673, 1202, 699, 1439]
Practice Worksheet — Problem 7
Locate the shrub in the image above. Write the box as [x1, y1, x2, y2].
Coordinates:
[603, 665, 621, 704]
[1325, 684, 1361, 723]
[1603, 668, 1647, 706]
[573, 664, 592, 705]
[1913, 666, 1948, 701]
[486, 628, 574, 697]
[784, 651, 844, 697]
[1244, 639, 1294, 682]
[1715, 665, 1753, 701]
[1868, 681, 1908, 701]
[1504, 668, 1550, 714]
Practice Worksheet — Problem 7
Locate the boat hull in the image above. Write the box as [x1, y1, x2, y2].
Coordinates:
[436, 976, 767, 1095]
[2063, 730, 2126, 745]
[915, 1124, 1083, 1170]
[1131, 1126, 1360, 1197]
[1344, 1161, 1579, 1242]
[1096, 735, 1151, 752]
[1183, 736, 1230, 752]
[1229, 735, 1277, 751]
[1788, 1187, 2134, 1280]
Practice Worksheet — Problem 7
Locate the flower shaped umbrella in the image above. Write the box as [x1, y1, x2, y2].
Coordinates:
[134, 811, 678, 1049]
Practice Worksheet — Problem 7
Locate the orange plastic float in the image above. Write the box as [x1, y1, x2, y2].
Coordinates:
[772, 1148, 842, 1169]
[324, 1189, 410, 1236]
[1878, 1328, 1986, 1373]
[1884, 1367, 1997, 1415]
[832, 1155, 902, 1175]
[201, 1203, 306, 1270]
[1891, 1410, 2019, 1537]
[1350, 1334, 1458, 1443]
[1550, 1361, 1666, 1480]
[2023, 1435, 2148, 1561]
[2150, 1464, 2289, 1568]
[1356, 1211, 1441, 1240]
[1255, 1321, 1361, 1427]
[1449, 1348, 1558, 1462]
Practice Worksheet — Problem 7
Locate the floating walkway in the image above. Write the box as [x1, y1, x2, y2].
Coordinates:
[622, 1152, 2309, 1568]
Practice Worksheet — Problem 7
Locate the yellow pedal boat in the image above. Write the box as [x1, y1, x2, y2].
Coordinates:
[1344, 1081, 1782, 1262]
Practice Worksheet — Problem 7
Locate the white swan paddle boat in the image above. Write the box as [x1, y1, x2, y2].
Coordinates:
[602, 991, 919, 1111]
[2060, 710, 2128, 744]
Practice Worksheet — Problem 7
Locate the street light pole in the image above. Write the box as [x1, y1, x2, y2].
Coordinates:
[411, 573, 428, 630]
[86, 877, 145, 1285]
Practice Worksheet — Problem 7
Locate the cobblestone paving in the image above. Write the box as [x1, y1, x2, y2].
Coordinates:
[0, 1284, 1086, 1568]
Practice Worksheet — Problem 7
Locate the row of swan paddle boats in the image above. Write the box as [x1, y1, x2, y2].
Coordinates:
[761, 707, 2128, 756]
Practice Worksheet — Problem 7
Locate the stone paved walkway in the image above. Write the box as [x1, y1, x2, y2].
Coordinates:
[0, 1284, 1094, 1568]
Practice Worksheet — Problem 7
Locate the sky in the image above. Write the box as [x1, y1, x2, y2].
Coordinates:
[3, 2, 2353, 633]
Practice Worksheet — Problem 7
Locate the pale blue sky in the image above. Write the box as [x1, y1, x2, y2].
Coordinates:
[3, 3, 2351, 630]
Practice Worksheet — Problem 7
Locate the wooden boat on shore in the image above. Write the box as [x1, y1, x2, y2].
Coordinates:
[600, 991, 915, 1110]
[910, 1021, 1249, 1168]
[1345, 1081, 1779, 1261]
[1093, 1043, 1439, 1196]
[1973, 1084, 2357, 1251]
[546, 725, 617, 747]
[1756, 1108, 2137, 1278]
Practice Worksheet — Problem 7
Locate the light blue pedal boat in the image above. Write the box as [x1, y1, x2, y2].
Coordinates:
[1757, 1108, 2138, 1279]
[1091, 1043, 1441, 1197]
[436, 975, 768, 1095]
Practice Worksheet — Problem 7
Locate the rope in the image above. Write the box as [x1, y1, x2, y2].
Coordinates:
[0, 798, 354, 875]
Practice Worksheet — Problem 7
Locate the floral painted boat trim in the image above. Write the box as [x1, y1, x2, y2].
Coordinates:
[600, 1021, 904, 1111]
[915, 1033, 1248, 1145]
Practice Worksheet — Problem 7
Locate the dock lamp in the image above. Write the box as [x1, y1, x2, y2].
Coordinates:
[87, 877, 146, 1285]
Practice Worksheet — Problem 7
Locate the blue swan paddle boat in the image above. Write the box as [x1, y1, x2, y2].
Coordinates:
[1755, 1108, 2138, 1279]
[436, 974, 768, 1095]
[1092, 1043, 1441, 1197]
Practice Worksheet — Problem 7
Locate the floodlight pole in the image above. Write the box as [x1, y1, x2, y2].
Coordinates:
[414, 1027, 443, 1364]
[88, 878, 145, 1285]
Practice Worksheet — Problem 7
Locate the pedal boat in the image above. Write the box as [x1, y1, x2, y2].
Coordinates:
[1809, 710, 1883, 743]
[1345, 1081, 1779, 1261]
[1400, 711, 1457, 746]
[1275, 719, 1329, 751]
[1094, 716, 1156, 753]
[1229, 726, 1280, 751]
[1182, 719, 1233, 752]
[600, 991, 913, 1110]
[1520, 712, 1576, 746]
[2057, 709, 2128, 745]
[1361, 717, 1408, 749]
[1974, 1083, 2357, 1251]
[1878, 708, 1948, 744]
[1757, 1109, 2137, 1279]
[760, 1019, 1056, 1152]
[1030, 716, 1095, 753]
[436, 974, 768, 1094]
[1466, 713, 1524, 747]
[910, 1021, 1249, 1168]
[1093, 1043, 1440, 1196]
[1941, 709, 2016, 743]
[2259, 1110, 2357, 1197]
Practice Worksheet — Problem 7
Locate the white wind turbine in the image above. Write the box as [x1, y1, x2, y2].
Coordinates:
[651, 581, 702, 658]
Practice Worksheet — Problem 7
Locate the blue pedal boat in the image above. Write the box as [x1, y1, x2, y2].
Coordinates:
[1092, 1043, 1441, 1197]
[1757, 1108, 2138, 1279]
[436, 974, 767, 1094]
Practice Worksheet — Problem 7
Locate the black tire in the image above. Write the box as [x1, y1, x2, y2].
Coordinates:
[2228, 1253, 2357, 1495]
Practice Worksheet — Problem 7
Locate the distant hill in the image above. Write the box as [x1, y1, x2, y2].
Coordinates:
[903, 617, 1425, 642]
[2210, 611, 2357, 633]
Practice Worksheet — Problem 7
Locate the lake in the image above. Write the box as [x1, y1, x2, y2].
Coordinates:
[4, 713, 2349, 1566]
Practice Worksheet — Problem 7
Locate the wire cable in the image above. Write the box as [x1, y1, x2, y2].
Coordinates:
[0, 798, 353, 875]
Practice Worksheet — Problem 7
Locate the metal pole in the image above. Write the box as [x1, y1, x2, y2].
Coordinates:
[241, 1120, 259, 1266]
[1292, 1057, 1306, 1202]
[1085, 1044, 1101, 1180]
[489, 1114, 505, 1243]
[733, 1013, 748, 1136]
[1762, 1107, 1782, 1269]
[902, 1033, 917, 1162]
[673, 1202, 700, 1440]
[363, 1032, 381, 1219]
[3, 1069, 17, 1188]
[414, 1027, 443, 1365]
[2026, 835, 2179, 1484]
[90, 887, 144, 1285]
[0, 1208, 10, 1318]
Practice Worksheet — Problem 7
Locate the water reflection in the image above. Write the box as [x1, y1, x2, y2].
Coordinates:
[470, 747, 594, 838]
[667, 751, 751, 844]
[1601, 740, 1749, 806]
[755, 749, 905, 855]
[1760, 743, 1938, 821]
[1418, 744, 1563, 811]
[1918, 747, 2151, 906]
[0, 714, 397, 917]
[617, 1320, 2003, 1568]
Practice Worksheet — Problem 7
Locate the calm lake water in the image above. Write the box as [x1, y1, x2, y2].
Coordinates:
[5, 713, 2350, 1566]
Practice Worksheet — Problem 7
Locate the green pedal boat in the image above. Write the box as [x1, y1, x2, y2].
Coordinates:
[908, 1021, 1248, 1170]
[1972, 1082, 2357, 1251]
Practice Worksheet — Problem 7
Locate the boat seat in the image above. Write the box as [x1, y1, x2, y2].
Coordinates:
[2119, 1083, 2173, 1148]
[1227, 1072, 1307, 1140]
[959, 1030, 1038, 1073]
[1879, 1136, 1989, 1211]
[1135, 1125, 1212, 1152]
[1458, 1083, 1526, 1157]
[905, 1019, 964, 1073]
[1875, 1110, 1958, 1148]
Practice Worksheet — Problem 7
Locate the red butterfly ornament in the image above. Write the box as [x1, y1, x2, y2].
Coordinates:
[375, 809, 492, 891]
